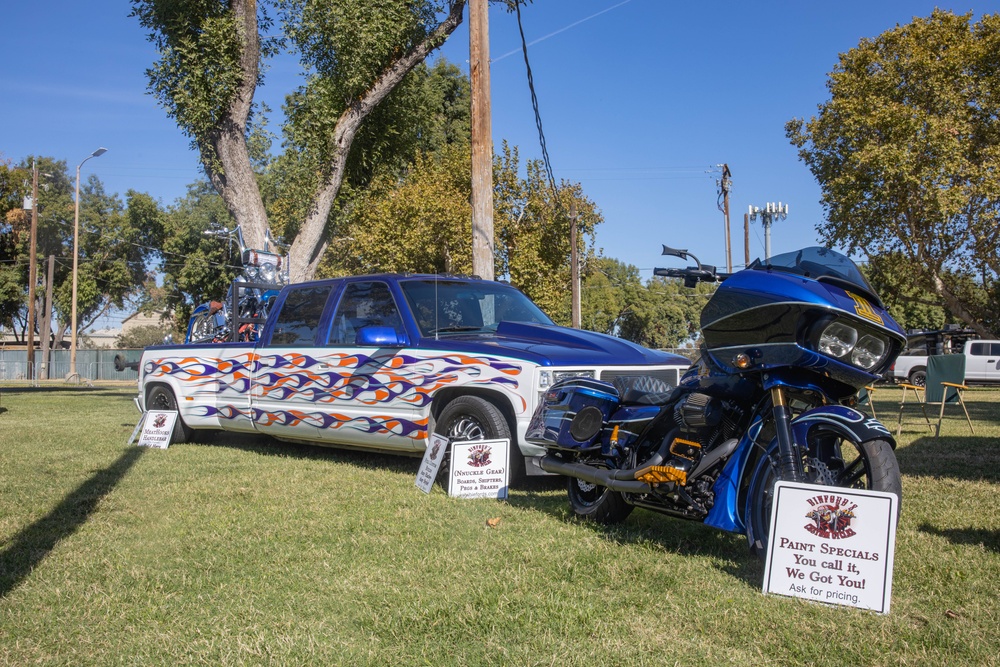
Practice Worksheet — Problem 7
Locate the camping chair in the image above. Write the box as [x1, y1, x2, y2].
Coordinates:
[896, 354, 974, 437]
[857, 384, 878, 419]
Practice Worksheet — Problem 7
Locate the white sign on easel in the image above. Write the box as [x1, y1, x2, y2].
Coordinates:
[762, 481, 899, 614]
[415, 433, 449, 494]
[448, 439, 510, 500]
[128, 410, 178, 449]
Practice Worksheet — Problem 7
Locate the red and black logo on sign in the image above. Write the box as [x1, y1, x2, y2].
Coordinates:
[153, 413, 167, 429]
[804, 494, 857, 539]
[466, 443, 492, 468]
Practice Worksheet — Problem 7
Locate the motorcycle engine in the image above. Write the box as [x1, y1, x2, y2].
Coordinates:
[671, 392, 744, 459]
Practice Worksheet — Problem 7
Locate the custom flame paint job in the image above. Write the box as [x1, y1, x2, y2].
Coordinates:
[144, 348, 526, 440]
[138, 273, 691, 469]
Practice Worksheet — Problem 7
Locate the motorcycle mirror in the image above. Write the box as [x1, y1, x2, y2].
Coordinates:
[661, 245, 689, 260]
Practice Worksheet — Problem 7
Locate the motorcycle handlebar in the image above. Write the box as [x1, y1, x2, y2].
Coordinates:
[653, 266, 732, 284]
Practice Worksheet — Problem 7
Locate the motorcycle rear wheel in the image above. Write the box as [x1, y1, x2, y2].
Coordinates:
[567, 477, 634, 524]
[745, 434, 901, 558]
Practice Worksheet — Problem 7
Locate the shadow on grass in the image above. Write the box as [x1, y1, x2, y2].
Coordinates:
[895, 435, 1000, 483]
[918, 523, 1000, 553]
[508, 488, 763, 587]
[195, 430, 423, 478]
[0, 447, 145, 598]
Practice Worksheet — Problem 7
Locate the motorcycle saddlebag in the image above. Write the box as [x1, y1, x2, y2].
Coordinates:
[525, 378, 620, 449]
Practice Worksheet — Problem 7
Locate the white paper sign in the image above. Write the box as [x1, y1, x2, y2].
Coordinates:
[448, 439, 510, 500]
[762, 481, 899, 614]
[415, 433, 449, 494]
[133, 410, 178, 449]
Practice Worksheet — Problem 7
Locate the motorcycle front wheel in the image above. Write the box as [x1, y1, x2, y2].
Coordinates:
[745, 432, 901, 558]
[567, 477, 634, 524]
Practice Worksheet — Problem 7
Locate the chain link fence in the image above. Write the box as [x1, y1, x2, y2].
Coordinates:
[0, 349, 140, 385]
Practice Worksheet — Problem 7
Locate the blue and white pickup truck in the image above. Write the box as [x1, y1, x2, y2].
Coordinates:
[138, 274, 690, 482]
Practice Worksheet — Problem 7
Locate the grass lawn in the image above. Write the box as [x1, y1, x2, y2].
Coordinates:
[0, 383, 997, 666]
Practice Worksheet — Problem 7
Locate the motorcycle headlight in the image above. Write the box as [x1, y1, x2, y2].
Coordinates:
[818, 322, 857, 359]
[851, 334, 887, 370]
[245, 266, 259, 280]
[261, 262, 277, 282]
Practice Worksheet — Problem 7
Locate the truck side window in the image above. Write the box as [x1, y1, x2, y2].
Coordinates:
[970, 342, 986, 355]
[328, 281, 403, 346]
[269, 285, 333, 346]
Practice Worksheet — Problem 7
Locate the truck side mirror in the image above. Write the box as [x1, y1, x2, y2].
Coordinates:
[355, 326, 408, 348]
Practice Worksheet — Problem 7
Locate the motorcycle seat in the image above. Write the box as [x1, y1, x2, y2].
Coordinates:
[612, 375, 675, 406]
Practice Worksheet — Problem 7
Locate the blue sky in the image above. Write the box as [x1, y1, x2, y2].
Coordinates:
[1, 1, 993, 296]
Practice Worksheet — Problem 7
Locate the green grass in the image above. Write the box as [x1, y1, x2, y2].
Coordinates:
[0, 384, 997, 666]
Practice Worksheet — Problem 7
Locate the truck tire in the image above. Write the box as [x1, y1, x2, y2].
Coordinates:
[433, 395, 525, 487]
[908, 367, 927, 387]
[146, 385, 194, 443]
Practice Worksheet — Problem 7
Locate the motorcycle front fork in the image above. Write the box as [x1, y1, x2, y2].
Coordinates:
[770, 386, 805, 483]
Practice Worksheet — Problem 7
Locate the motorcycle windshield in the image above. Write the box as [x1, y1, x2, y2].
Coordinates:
[750, 247, 882, 307]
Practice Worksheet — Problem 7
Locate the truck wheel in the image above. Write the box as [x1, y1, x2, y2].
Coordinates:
[146, 385, 193, 443]
[434, 396, 525, 487]
[908, 368, 927, 387]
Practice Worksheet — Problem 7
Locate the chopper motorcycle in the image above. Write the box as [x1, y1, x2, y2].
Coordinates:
[527, 245, 906, 555]
[185, 224, 288, 344]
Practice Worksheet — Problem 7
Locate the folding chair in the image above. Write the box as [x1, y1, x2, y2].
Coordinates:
[857, 384, 878, 419]
[927, 354, 973, 436]
[896, 354, 973, 437]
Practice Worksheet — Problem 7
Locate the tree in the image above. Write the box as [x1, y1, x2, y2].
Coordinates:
[787, 10, 1000, 337]
[0, 157, 31, 333]
[117, 324, 172, 348]
[0, 156, 164, 348]
[132, 0, 468, 282]
[159, 181, 244, 336]
[330, 141, 602, 320]
[578, 257, 715, 349]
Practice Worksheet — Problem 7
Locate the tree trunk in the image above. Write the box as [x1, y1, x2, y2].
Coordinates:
[202, 0, 268, 252]
[287, 1, 467, 283]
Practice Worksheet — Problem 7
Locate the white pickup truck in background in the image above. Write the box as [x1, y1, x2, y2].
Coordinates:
[890, 328, 1000, 386]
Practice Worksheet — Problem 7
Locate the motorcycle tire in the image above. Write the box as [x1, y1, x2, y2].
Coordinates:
[567, 477, 634, 524]
[432, 395, 524, 488]
[745, 433, 901, 559]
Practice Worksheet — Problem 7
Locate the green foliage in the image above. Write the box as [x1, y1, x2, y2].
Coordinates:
[328, 141, 604, 321]
[787, 10, 1000, 335]
[117, 324, 172, 348]
[131, 0, 275, 169]
[0, 158, 31, 330]
[863, 253, 950, 331]
[264, 57, 471, 245]
[0, 156, 163, 342]
[581, 257, 715, 348]
[159, 181, 241, 333]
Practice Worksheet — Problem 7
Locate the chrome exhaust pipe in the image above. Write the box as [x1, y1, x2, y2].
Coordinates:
[540, 455, 653, 494]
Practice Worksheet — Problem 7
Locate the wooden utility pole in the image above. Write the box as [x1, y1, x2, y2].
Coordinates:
[570, 201, 580, 328]
[719, 164, 732, 273]
[470, 0, 495, 280]
[40, 255, 54, 380]
[26, 162, 39, 379]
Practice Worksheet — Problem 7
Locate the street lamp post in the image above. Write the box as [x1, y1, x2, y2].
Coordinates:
[70, 147, 107, 379]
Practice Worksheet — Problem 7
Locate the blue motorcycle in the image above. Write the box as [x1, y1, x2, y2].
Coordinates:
[527, 245, 906, 556]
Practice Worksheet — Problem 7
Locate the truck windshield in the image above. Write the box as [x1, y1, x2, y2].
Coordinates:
[399, 279, 553, 336]
[750, 247, 882, 307]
